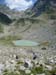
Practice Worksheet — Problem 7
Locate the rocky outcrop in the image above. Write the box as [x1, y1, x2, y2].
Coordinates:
[0, 12, 12, 24]
[25, 0, 56, 17]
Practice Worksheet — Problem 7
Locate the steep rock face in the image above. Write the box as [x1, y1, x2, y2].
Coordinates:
[0, 12, 12, 25]
[32, 0, 56, 11]
[25, 0, 56, 17]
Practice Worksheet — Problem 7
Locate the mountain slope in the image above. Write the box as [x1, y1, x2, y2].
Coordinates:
[25, 0, 56, 17]
[0, 4, 24, 19]
[0, 12, 12, 25]
[0, 0, 56, 49]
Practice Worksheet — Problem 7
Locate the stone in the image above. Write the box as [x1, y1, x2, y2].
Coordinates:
[31, 74, 34, 75]
[19, 66, 25, 71]
[0, 64, 4, 75]
[0, 64, 4, 70]
[5, 60, 16, 71]
[41, 47, 47, 50]
[15, 71, 20, 75]
[13, 54, 16, 58]
[36, 73, 45, 75]
[10, 60, 15, 63]
[33, 55, 37, 60]
[24, 62, 28, 68]
[16, 55, 18, 59]
[25, 69, 31, 74]
[45, 65, 53, 71]
[24, 59, 33, 68]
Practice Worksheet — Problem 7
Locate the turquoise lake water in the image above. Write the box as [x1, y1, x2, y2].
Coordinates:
[13, 40, 39, 46]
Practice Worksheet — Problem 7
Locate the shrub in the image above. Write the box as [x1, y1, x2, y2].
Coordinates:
[0, 23, 4, 33]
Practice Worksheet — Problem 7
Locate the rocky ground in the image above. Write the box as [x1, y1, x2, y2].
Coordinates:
[0, 45, 56, 75]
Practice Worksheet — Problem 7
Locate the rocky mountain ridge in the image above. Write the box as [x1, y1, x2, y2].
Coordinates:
[25, 0, 56, 17]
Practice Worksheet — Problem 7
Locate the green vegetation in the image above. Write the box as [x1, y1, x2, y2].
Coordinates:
[17, 61, 23, 65]
[15, 18, 45, 25]
[3, 70, 20, 75]
[46, 7, 56, 20]
[44, 68, 56, 75]
[46, 7, 54, 14]
[49, 68, 56, 75]
[3, 63, 56, 75]
[0, 23, 4, 33]
[19, 70, 26, 75]
[0, 12, 12, 25]
[15, 18, 25, 27]
[49, 14, 56, 19]
[31, 65, 44, 74]
[0, 35, 22, 46]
